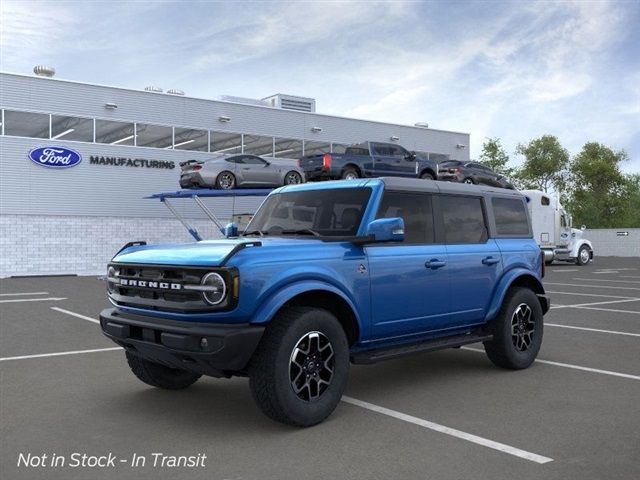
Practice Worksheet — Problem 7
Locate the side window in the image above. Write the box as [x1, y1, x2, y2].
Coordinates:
[388, 145, 407, 158]
[492, 198, 530, 236]
[441, 196, 487, 244]
[372, 144, 390, 156]
[376, 192, 434, 244]
[226, 156, 243, 164]
[242, 155, 267, 165]
[541, 196, 550, 206]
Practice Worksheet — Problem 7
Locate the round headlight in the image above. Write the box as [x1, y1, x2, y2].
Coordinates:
[201, 272, 227, 305]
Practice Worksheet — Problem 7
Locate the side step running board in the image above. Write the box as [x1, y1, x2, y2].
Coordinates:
[351, 332, 492, 365]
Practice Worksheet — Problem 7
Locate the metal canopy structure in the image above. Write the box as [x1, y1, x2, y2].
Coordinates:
[146, 189, 272, 241]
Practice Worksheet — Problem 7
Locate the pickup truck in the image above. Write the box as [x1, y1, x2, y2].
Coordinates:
[299, 141, 438, 181]
[100, 178, 548, 427]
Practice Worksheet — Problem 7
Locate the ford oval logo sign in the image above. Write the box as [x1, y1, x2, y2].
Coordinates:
[28, 146, 82, 168]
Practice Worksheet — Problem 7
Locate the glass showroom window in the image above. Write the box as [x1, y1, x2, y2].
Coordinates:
[51, 115, 94, 142]
[210, 131, 242, 154]
[331, 143, 349, 154]
[303, 141, 331, 156]
[136, 123, 173, 149]
[3, 110, 50, 138]
[173, 127, 208, 151]
[243, 134, 274, 156]
[273, 138, 303, 159]
[95, 119, 135, 145]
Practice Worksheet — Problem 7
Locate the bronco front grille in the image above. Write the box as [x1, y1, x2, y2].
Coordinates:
[107, 263, 237, 313]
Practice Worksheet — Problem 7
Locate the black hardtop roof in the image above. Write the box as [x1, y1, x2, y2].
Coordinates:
[379, 177, 524, 198]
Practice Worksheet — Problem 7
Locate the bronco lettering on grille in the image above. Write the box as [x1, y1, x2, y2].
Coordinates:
[120, 279, 182, 290]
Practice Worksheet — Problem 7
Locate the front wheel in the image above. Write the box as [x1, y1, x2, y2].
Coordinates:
[284, 171, 303, 185]
[576, 245, 591, 266]
[216, 171, 236, 189]
[483, 288, 543, 370]
[248, 307, 349, 427]
[126, 352, 201, 390]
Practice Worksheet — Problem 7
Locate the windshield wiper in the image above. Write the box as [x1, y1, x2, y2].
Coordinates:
[243, 230, 265, 237]
[281, 229, 321, 237]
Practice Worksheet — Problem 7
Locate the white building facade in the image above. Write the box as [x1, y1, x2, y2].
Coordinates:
[0, 72, 470, 277]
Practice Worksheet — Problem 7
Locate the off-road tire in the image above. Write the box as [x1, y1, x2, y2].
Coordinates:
[216, 171, 236, 189]
[126, 352, 201, 390]
[576, 245, 591, 266]
[341, 167, 359, 180]
[483, 288, 543, 370]
[420, 171, 435, 180]
[248, 307, 349, 427]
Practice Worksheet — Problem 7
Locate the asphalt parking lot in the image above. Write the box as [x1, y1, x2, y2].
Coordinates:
[1, 257, 639, 480]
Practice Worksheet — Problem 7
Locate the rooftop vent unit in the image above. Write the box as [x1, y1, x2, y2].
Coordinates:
[167, 89, 185, 96]
[33, 65, 55, 77]
[262, 94, 316, 113]
[218, 95, 270, 107]
[144, 86, 163, 93]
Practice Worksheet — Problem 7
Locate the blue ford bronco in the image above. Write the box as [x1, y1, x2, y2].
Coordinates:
[100, 178, 549, 426]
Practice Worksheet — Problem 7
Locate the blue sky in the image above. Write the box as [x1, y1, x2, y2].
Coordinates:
[1, 0, 639, 171]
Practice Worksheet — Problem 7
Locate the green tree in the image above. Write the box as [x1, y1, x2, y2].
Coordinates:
[479, 137, 513, 177]
[567, 142, 630, 228]
[515, 135, 569, 193]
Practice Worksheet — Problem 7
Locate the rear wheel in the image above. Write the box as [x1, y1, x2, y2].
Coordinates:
[284, 171, 303, 185]
[216, 171, 236, 189]
[576, 245, 591, 266]
[126, 352, 201, 390]
[248, 307, 349, 427]
[341, 167, 359, 180]
[483, 288, 543, 370]
[420, 171, 435, 180]
[463, 177, 475, 184]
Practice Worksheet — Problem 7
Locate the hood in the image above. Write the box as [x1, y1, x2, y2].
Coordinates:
[112, 237, 323, 267]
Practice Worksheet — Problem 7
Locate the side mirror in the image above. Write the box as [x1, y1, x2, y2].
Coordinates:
[364, 217, 405, 242]
[405, 152, 416, 161]
[223, 222, 238, 238]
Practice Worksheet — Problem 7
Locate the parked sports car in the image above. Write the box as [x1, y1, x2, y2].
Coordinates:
[437, 160, 515, 189]
[179, 154, 305, 189]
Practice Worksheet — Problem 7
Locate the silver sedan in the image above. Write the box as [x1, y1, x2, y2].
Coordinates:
[179, 154, 305, 189]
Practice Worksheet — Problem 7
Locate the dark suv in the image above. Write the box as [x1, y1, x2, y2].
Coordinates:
[438, 161, 514, 189]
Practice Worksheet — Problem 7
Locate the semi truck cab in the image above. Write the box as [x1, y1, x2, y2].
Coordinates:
[522, 190, 594, 266]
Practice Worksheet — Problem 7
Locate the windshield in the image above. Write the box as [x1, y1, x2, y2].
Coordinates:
[244, 188, 372, 237]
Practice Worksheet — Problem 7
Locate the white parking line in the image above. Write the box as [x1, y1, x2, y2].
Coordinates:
[461, 347, 640, 381]
[569, 306, 640, 315]
[572, 278, 640, 284]
[544, 282, 640, 291]
[593, 271, 619, 274]
[621, 276, 640, 279]
[551, 298, 640, 310]
[341, 396, 553, 464]
[0, 291, 49, 296]
[0, 347, 122, 362]
[546, 291, 636, 299]
[0, 297, 67, 304]
[51, 307, 100, 324]
[546, 323, 640, 337]
[549, 269, 579, 273]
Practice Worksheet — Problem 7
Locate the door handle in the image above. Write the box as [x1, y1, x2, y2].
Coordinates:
[482, 256, 500, 266]
[425, 259, 446, 269]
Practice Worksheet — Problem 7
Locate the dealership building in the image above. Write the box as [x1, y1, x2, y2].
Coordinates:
[0, 69, 470, 277]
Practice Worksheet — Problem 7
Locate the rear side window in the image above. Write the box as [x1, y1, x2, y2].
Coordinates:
[492, 198, 530, 236]
[376, 192, 434, 244]
[440, 196, 487, 244]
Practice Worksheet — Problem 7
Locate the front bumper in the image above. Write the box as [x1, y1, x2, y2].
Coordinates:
[100, 308, 264, 377]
